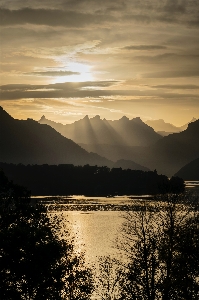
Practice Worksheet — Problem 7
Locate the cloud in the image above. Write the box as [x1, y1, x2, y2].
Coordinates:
[1, 2, 199, 30]
[26, 70, 80, 76]
[123, 45, 167, 50]
[0, 81, 121, 100]
[151, 85, 199, 89]
[0, 8, 114, 27]
[143, 70, 199, 78]
[1, 81, 199, 101]
[162, 0, 187, 14]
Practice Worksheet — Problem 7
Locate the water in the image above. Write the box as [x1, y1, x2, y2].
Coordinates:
[34, 182, 199, 265]
[44, 195, 151, 264]
[64, 210, 123, 265]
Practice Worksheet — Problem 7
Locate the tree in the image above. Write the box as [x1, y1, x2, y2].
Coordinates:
[0, 170, 93, 299]
[158, 194, 199, 299]
[94, 256, 124, 300]
[119, 205, 161, 300]
[119, 194, 199, 299]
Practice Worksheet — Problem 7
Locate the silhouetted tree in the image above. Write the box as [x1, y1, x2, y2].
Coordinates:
[0, 163, 185, 196]
[94, 256, 123, 300]
[119, 194, 199, 299]
[168, 176, 185, 193]
[0, 170, 93, 299]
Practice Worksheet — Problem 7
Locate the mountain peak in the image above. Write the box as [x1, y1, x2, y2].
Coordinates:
[191, 117, 197, 122]
[119, 116, 129, 122]
[0, 106, 13, 122]
[133, 117, 143, 123]
[39, 115, 46, 121]
[91, 115, 101, 120]
[187, 118, 199, 130]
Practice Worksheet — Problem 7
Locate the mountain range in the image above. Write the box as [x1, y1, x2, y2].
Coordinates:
[0, 107, 111, 166]
[128, 120, 199, 176]
[39, 114, 199, 176]
[39, 115, 161, 147]
[0, 107, 148, 172]
[1, 106, 199, 177]
[145, 118, 197, 136]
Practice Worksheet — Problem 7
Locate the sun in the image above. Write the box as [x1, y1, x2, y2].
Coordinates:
[53, 62, 93, 83]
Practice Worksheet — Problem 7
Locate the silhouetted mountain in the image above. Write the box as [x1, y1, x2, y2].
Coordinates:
[38, 114, 199, 176]
[39, 115, 162, 147]
[127, 119, 199, 176]
[83, 118, 199, 176]
[113, 159, 150, 171]
[174, 158, 199, 180]
[179, 117, 197, 131]
[146, 118, 197, 134]
[0, 107, 112, 166]
[145, 119, 181, 133]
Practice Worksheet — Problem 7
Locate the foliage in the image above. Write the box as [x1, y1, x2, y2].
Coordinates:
[94, 256, 124, 300]
[0, 162, 185, 196]
[118, 194, 199, 299]
[0, 170, 93, 300]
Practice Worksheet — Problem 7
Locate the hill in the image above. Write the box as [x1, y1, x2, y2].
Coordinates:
[0, 107, 112, 166]
[174, 158, 199, 180]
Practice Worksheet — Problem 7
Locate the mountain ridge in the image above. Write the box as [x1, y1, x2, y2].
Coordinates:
[38, 114, 162, 147]
[0, 107, 112, 166]
[174, 157, 199, 180]
[145, 117, 197, 135]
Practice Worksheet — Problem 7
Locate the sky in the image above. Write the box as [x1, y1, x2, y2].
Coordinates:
[0, 0, 199, 125]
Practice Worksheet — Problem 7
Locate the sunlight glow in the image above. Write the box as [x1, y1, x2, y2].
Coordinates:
[53, 62, 93, 83]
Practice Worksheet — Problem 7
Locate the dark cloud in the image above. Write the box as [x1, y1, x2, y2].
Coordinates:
[151, 85, 199, 89]
[1, 81, 199, 101]
[134, 53, 182, 63]
[123, 45, 167, 50]
[26, 71, 80, 76]
[0, 81, 118, 91]
[1, 1, 198, 28]
[143, 69, 199, 78]
[0, 81, 121, 100]
[162, 0, 187, 14]
[123, 13, 151, 24]
[131, 53, 199, 74]
[0, 8, 114, 27]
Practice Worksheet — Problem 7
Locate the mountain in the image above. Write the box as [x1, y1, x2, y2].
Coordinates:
[145, 118, 197, 135]
[145, 119, 180, 133]
[3, 106, 198, 177]
[39, 115, 162, 147]
[179, 117, 197, 131]
[174, 158, 199, 180]
[38, 112, 199, 176]
[127, 119, 199, 176]
[0, 107, 112, 166]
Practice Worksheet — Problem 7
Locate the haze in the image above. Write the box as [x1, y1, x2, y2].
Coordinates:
[0, 0, 199, 125]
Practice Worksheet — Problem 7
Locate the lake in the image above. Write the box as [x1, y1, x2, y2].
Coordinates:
[33, 181, 199, 266]
[40, 195, 153, 265]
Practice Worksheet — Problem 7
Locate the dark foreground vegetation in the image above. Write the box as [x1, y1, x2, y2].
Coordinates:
[0, 170, 93, 299]
[95, 193, 199, 300]
[1, 171, 198, 299]
[0, 163, 184, 196]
